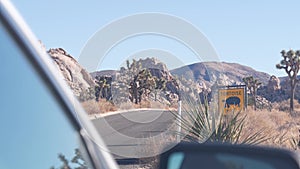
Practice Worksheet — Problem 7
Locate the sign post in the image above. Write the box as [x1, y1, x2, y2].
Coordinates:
[177, 100, 182, 143]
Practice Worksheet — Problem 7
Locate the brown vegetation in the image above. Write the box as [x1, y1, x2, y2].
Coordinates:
[241, 106, 300, 150]
[81, 99, 176, 115]
[81, 99, 117, 115]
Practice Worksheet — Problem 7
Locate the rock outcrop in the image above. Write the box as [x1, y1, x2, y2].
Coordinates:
[267, 75, 281, 92]
[255, 95, 273, 110]
[48, 48, 95, 97]
[93, 57, 181, 106]
[257, 75, 289, 103]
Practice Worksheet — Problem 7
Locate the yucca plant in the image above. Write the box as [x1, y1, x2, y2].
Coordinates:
[172, 94, 271, 145]
[289, 129, 300, 150]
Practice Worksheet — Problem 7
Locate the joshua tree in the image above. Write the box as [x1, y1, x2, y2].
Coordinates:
[153, 77, 167, 101]
[129, 69, 156, 104]
[243, 76, 261, 110]
[126, 59, 142, 79]
[50, 149, 89, 169]
[95, 76, 111, 101]
[276, 49, 300, 112]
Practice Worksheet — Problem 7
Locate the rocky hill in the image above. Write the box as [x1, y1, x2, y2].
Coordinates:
[171, 62, 270, 87]
[106, 58, 181, 106]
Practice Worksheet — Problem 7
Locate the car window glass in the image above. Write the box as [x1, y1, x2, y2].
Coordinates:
[0, 22, 83, 169]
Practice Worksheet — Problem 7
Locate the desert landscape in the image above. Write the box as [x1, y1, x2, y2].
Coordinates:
[46, 48, 300, 153]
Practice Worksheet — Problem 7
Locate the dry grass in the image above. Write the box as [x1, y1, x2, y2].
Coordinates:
[81, 99, 174, 115]
[240, 107, 300, 150]
[81, 99, 117, 114]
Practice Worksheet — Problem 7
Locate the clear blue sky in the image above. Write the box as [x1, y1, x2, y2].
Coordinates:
[12, 0, 300, 77]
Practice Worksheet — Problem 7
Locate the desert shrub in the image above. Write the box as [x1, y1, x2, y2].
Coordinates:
[273, 99, 300, 114]
[81, 99, 117, 115]
[278, 101, 291, 112]
[96, 99, 117, 113]
[80, 100, 99, 115]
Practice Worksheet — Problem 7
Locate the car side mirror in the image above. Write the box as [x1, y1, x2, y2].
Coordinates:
[159, 143, 300, 169]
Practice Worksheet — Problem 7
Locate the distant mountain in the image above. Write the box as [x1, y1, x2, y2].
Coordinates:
[278, 75, 300, 85]
[91, 70, 117, 78]
[171, 62, 270, 86]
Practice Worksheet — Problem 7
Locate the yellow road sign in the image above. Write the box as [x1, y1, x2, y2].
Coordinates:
[218, 87, 245, 114]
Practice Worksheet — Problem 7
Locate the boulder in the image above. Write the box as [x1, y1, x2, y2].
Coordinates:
[48, 48, 95, 97]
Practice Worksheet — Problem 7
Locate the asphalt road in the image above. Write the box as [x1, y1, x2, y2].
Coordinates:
[91, 109, 177, 159]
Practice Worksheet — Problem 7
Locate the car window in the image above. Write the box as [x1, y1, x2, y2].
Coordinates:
[0, 21, 85, 169]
